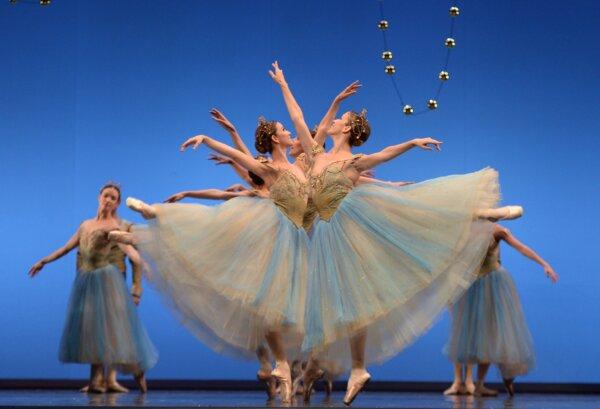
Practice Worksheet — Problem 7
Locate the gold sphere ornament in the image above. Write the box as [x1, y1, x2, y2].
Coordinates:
[439, 71, 450, 81]
[403, 105, 414, 115]
[378, 20, 389, 30]
[385, 65, 396, 75]
[382, 51, 393, 61]
[449, 6, 460, 17]
[445, 38, 456, 48]
[427, 99, 438, 110]
[40, 0, 51, 5]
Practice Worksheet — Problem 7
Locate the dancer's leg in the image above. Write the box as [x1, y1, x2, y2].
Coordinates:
[476, 206, 523, 221]
[106, 367, 129, 393]
[256, 345, 276, 400]
[343, 331, 371, 406]
[474, 363, 498, 397]
[88, 364, 106, 393]
[265, 331, 292, 403]
[464, 364, 475, 394]
[443, 363, 463, 395]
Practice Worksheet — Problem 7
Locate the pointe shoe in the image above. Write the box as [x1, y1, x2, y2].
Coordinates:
[343, 370, 371, 406]
[503, 378, 515, 397]
[463, 381, 475, 395]
[126, 197, 155, 220]
[474, 383, 498, 397]
[271, 364, 293, 404]
[499, 206, 523, 220]
[257, 370, 277, 401]
[106, 381, 129, 393]
[79, 385, 89, 393]
[108, 230, 136, 245]
[134, 372, 148, 394]
[302, 367, 324, 402]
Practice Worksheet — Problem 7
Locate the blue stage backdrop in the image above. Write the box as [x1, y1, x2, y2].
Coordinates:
[1, 0, 598, 382]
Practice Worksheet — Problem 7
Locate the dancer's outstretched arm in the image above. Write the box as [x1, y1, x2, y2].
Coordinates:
[353, 138, 442, 171]
[268, 61, 317, 159]
[495, 225, 559, 283]
[181, 135, 273, 181]
[210, 109, 253, 157]
[314, 81, 362, 147]
[209, 154, 256, 188]
[28, 227, 80, 277]
[164, 188, 252, 203]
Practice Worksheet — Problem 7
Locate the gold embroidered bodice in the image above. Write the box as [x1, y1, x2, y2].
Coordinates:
[309, 156, 361, 221]
[269, 170, 309, 228]
[78, 228, 117, 272]
[479, 241, 501, 277]
[77, 220, 131, 273]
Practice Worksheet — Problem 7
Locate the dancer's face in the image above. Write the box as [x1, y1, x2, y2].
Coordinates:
[328, 111, 352, 140]
[273, 122, 293, 148]
[289, 139, 302, 158]
[98, 187, 120, 214]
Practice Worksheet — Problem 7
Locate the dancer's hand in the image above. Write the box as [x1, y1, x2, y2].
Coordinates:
[210, 108, 236, 133]
[544, 265, 559, 283]
[28, 261, 44, 277]
[208, 153, 232, 165]
[131, 285, 142, 306]
[225, 183, 247, 192]
[164, 192, 187, 203]
[180, 135, 206, 151]
[268, 61, 287, 87]
[335, 81, 362, 104]
[412, 137, 442, 151]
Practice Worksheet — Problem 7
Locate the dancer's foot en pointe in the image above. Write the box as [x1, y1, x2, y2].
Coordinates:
[503, 378, 515, 397]
[343, 369, 371, 406]
[126, 197, 157, 220]
[477, 205, 523, 221]
[106, 368, 129, 393]
[108, 230, 137, 245]
[463, 380, 476, 395]
[257, 368, 277, 401]
[302, 361, 324, 402]
[271, 361, 293, 404]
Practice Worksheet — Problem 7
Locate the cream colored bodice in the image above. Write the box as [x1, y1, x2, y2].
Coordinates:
[479, 241, 501, 277]
[269, 170, 309, 229]
[309, 156, 360, 222]
[78, 228, 118, 272]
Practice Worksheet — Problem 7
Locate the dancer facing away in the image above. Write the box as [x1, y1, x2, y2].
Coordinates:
[28, 183, 157, 393]
[116, 117, 314, 403]
[443, 223, 558, 397]
[268, 61, 517, 405]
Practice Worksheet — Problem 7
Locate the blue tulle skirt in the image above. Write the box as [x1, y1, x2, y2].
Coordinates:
[134, 196, 308, 360]
[303, 168, 500, 370]
[59, 264, 158, 373]
[444, 267, 535, 378]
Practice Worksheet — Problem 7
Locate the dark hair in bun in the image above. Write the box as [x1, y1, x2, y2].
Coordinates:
[100, 181, 121, 201]
[346, 109, 371, 147]
[254, 117, 278, 154]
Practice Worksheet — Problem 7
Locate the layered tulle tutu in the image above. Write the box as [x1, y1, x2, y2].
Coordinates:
[59, 264, 158, 373]
[303, 167, 500, 370]
[134, 196, 308, 359]
[444, 267, 535, 378]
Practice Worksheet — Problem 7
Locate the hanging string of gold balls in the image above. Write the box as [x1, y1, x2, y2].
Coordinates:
[377, 1, 460, 116]
[8, 0, 51, 6]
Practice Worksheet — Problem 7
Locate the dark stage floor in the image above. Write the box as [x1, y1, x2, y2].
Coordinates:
[1, 390, 600, 409]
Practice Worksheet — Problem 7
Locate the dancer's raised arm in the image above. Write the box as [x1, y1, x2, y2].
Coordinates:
[269, 61, 318, 160]
[28, 227, 80, 277]
[494, 225, 559, 283]
[181, 135, 273, 181]
[209, 154, 256, 187]
[314, 81, 361, 147]
[164, 188, 252, 203]
[352, 137, 442, 172]
[210, 109, 253, 157]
